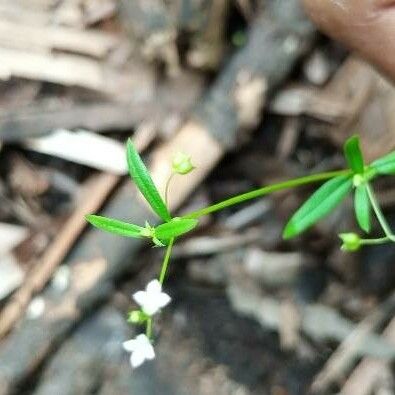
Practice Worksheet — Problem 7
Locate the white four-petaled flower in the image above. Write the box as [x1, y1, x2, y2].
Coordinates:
[123, 334, 155, 368]
[133, 279, 171, 316]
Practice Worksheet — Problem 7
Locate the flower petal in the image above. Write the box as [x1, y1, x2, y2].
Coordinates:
[135, 334, 149, 343]
[122, 339, 137, 352]
[142, 302, 160, 316]
[143, 344, 155, 360]
[130, 351, 146, 368]
[146, 279, 162, 294]
[137, 335, 155, 360]
[133, 290, 148, 307]
[155, 293, 171, 308]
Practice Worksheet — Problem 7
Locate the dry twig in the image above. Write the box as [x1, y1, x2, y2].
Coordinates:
[310, 292, 395, 393]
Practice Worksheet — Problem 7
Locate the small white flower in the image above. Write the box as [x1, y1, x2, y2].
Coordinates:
[133, 279, 171, 316]
[123, 334, 155, 368]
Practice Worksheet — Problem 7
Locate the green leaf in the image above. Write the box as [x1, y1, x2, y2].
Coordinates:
[85, 214, 145, 238]
[371, 151, 395, 175]
[283, 175, 353, 239]
[344, 135, 364, 174]
[354, 185, 371, 233]
[155, 218, 198, 241]
[126, 139, 171, 222]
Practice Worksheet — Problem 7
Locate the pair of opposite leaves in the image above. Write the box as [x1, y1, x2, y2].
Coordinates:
[86, 139, 198, 246]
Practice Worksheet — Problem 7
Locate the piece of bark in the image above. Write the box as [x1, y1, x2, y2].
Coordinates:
[0, 2, 52, 26]
[341, 313, 395, 395]
[0, 70, 204, 142]
[243, 247, 304, 288]
[83, 0, 117, 26]
[0, 2, 316, 391]
[4, 0, 56, 10]
[0, 20, 121, 58]
[276, 116, 301, 159]
[0, 47, 135, 94]
[34, 304, 189, 395]
[270, 84, 349, 122]
[194, 0, 315, 148]
[186, 0, 229, 70]
[227, 279, 395, 359]
[32, 305, 128, 395]
[172, 229, 262, 258]
[118, 0, 180, 76]
[0, 101, 151, 141]
[310, 291, 395, 393]
[0, 173, 120, 339]
[313, 56, 395, 162]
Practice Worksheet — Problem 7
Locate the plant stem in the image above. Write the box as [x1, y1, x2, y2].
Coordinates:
[360, 237, 391, 246]
[182, 169, 351, 219]
[165, 172, 175, 207]
[145, 238, 175, 340]
[366, 183, 395, 242]
[146, 317, 153, 339]
[159, 237, 175, 284]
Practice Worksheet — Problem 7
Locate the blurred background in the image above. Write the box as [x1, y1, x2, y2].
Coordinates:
[0, 1, 395, 394]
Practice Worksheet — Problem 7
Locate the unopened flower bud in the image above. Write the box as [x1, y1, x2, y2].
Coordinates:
[128, 310, 147, 324]
[172, 152, 194, 175]
[339, 233, 361, 252]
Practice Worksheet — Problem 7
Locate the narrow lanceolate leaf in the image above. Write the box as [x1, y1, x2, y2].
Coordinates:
[371, 151, 395, 175]
[85, 214, 145, 238]
[126, 139, 171, 222]
[155, 218, 198, 241]
[344, 135, 364, 174]
[283, 175, 353, 239]
[354, 184, 371, 233]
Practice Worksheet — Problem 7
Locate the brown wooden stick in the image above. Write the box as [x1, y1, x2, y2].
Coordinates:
[0, 20, 120, 58]
[0, 172, 120, 338]
[340, 316, 395, 395]
[310, 291, 395, 393]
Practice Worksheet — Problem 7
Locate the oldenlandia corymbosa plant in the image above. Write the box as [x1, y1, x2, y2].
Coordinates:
[86, 135, 395, 369]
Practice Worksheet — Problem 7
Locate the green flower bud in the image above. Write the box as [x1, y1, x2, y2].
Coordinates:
[172, 152, 195, 175]
[127, 310, 148, 324]
[339, 233, 361, 252]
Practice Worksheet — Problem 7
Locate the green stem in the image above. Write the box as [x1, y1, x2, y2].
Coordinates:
[159, 237, 175, 284]
[182, 169, 351, 219]
[145, 238, 175, 339]
[365, 183, 395, 242]
[146, 317, 153, 339]
[165, 173, 175, 207]
[360, 237, 391, 246]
